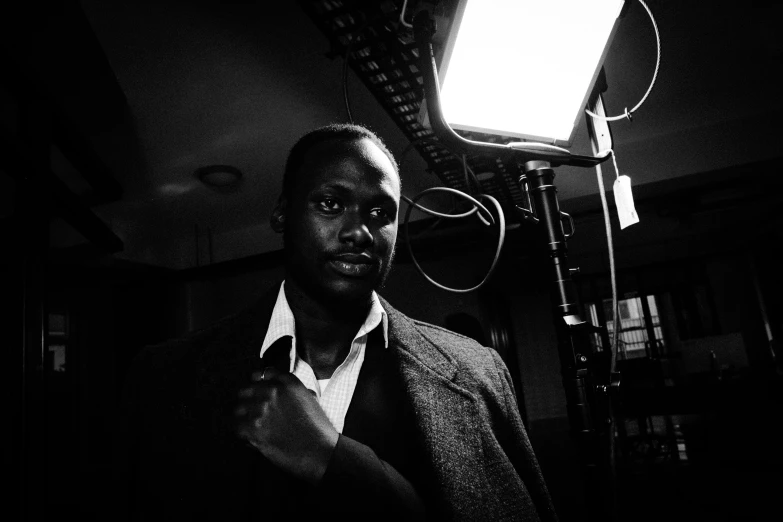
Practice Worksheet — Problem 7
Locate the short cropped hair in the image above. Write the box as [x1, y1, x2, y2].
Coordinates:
[281, 123, 399, 200]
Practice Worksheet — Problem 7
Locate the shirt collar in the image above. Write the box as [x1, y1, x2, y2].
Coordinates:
[260, 282, 389, 370]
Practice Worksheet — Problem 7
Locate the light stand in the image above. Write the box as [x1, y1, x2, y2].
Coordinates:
[413, 12, 620, 522]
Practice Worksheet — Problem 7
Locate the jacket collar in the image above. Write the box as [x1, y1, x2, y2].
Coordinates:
[195, 283, 281, 380]
[199, 282, 476, 385]
[209, 284, 424, 352]
[203, 286, 464, 385]
[378, 295, 459, 383]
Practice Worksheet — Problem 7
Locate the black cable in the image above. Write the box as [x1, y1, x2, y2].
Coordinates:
[342, 36, 355, 123]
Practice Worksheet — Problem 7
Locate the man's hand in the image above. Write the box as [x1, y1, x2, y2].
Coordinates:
[235, 367, 339, 484]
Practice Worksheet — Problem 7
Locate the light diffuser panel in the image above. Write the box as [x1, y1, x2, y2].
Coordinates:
[438, 0, 625, 146]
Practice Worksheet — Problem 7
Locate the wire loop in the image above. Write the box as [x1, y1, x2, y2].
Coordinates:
[403, 190, 505, 293]
[585, 0, 660, 122]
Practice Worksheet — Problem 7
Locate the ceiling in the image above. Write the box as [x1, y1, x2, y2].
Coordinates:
[3, 0, 782, 269]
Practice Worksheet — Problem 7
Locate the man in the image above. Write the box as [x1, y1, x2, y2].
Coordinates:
[120, 124, 557, 521]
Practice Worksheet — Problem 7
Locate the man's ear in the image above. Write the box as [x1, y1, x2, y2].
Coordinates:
[270, 195, 287, 233]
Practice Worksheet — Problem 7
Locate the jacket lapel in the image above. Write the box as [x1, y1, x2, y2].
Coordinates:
[191, 284, 281, 452]
[187, 283, 294, 514]
[198, 283, 281, 382]
[382, 298, 488, 520]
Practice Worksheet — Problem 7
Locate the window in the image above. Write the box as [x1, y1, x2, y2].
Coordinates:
[586, 294, 666, 359]
[47, 311, 69, 373]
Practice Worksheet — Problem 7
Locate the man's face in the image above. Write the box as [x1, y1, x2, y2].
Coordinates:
[281, 137, 400, 305]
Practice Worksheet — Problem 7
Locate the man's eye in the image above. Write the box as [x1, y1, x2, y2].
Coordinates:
[318, 198, 342, 212]
[370, 208, 392, 220]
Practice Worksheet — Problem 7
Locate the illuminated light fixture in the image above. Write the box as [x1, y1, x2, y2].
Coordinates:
[436, 0, 626, 147]
[196, 165, 243, 189]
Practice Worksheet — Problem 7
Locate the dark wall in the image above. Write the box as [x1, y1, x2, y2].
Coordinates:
[43, 261, 178, 518]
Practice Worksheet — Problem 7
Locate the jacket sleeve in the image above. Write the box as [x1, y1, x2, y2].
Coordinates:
[316, 434, 426, 520]
[489, 349, 559, 522]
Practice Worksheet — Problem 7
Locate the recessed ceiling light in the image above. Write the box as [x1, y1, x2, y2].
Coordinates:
[195, 165, 243, 188]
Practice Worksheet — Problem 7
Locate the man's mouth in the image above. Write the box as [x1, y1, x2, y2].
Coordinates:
[329, 254, 378, 277]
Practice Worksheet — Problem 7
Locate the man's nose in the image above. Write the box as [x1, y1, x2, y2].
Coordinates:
[338, 213, 373, 247]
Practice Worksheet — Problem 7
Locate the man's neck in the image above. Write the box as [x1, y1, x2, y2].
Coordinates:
[283, 280, 373, 378]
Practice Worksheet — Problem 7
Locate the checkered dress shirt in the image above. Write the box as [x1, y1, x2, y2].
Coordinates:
[259, 282, 389, 433]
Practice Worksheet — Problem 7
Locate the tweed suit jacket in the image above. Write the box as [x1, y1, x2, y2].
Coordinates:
[120, 284, 557, 521]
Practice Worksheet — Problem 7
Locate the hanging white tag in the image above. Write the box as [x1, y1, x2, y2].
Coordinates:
[613, 175, 639, 229]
